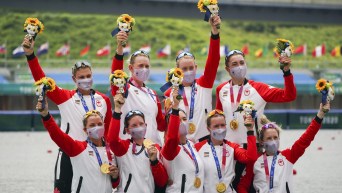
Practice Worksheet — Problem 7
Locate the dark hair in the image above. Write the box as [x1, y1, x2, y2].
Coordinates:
[124, 110, 145, 129]
[165, 108, 187, 126]
[225, 50, 245, 66]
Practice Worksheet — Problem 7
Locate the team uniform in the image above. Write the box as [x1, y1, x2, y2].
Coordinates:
[107, 112, 168, 193]
[216, 71, 296, 191]
[164, 34, 220, 142]
[194, 130, 257, 193]
[42, 114, 119, 193]
[111, 55, 166, 145]
[161, 110, 205, 193]
[27, 53, 112, 192]
[252, 116, 323, 193]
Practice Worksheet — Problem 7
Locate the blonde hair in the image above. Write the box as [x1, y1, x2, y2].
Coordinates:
[258, 114, 282, 142]
[82, 110, 103, 127]
[176, 55, 195, 67]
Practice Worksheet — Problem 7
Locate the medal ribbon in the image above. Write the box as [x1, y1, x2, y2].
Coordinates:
[105, 143, 113, 165]
[229, 81, 244, 119]
[182, 140, 199, 175]
[210, 141, 227, 182]
[87, 138, 103, 166]
[182, 81, 196, 122]
[263, 153, 278, 191]
[130, 78, 156, 103]
[77, 90, 96, 113]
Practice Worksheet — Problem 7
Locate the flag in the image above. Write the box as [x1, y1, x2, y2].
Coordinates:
[37, 42, 49, 56]
[123, 44, 131, 56]
[312, 44, 326, 57]
[330, 46, 341, 57]
[139, 44, 151, 53]
[220, 45, 229, 57]
[56, 44, 70, 57]
[96, 45, 110, 57]
[294, 44, 307, 56]
[80, 45, 90, 57]
[241, 44, 249, 55]
[12, 45, 25, 57]
[0, 44, 6, 54]
[157, 44, 171, 58]
[254, 48, 263, 58]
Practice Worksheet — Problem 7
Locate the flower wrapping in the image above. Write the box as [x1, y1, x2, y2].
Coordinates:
[316, 78, 335, 105]
[34, 77, 55, 110]
[235, 100, 257, 126]
[160, 68, 185, 99]
[24, 18, 44, 40]
[276, 38, 294, 69]
[197, 0, 220, 28]
[109, 70, 129, 95]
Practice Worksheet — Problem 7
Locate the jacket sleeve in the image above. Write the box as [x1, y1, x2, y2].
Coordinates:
[42, 113, 85, 157]
[250, 74, 296, 103]
[161, 111, 181, 161]
[282, 116, 322, 164]
[27, 54, 73, 105]
[236, 160, 256, 193]
[231, 132, 258, 164]
[107, 112, 130, 157]
[111, 177, 120, 189]
[96, 92, 112, 140]
[197, 34, 220, 88]
[110, 54, 124, 96]
[215, 82, 227, 111]
[150, 145, 169, 187]
[155, 90, 166, 132]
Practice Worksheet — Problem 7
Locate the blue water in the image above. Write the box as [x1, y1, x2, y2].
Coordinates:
[0, 130, 341, 192]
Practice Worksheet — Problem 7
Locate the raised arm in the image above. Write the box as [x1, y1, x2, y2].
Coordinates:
[36, 96, 84, 157]
[154, 90, 166, 132]
[161, 88, 181, 160]
[107, 93, 130, 157]
[96, 91, 113, 140]
[197, 15, 221, 88]
[148, 144, 169, 187]
[282, 102, 330, 164]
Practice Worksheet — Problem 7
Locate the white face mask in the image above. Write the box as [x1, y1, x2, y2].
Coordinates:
[182, 70, 196, 84]
[130, 126, 147, 139]
[76, 78, 93, 91]
[211, 128, 227, 141]
[263, 139, 279, 155]
[87, 125, 104, 139]
[133, 68, 150, 82]
[230, 65, 247, 80]
[179, 121, 189, 136]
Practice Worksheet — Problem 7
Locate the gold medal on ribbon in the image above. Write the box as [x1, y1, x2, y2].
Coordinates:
[194, 177, 201, 188]
[216, 182, 227, 193]
[100, 163, 110, 174]
[164, 98, 172, 110]
[188, 122, 196, 134]
[230, 119, 239, 130]
[143, 139, 154, 149]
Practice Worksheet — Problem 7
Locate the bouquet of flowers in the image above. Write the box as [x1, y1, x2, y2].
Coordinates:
[275, 38, 294, 69]
[23, 18, 44, 48]
[197, 0, 220, 29]
[34, 77, 55, 111]
[109, 70, 129, 94]
[235, 100, 257, 127]
[111, 14, 135, 47]
[316, 79, 335, 112]
[160, 68, 185, 100]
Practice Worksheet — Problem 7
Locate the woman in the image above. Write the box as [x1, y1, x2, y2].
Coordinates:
[251, 102, 330, 193]
[111, 32, 165, 145]
[194, 110, 258, 193]
[107, 93, 168, 193]
[36, 97, 119, 193]
[161, 88, 205, 193]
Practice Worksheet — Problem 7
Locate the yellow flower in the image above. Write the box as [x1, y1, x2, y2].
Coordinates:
[241, 100, 254, 106]
[197, 1, 206, 12]
[316, 79, 327, 92]
[174, 68, 184, 78]
[24, 17, 44, 34]
[112, 70, 128, 79]
[117, 14, 135, 26]
[34, 77, 55, 92]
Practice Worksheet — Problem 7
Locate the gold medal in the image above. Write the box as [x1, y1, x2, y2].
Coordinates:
[188, 122, 196, 134]
[230, 119, 239, 130]
[164, 98, 172, 109]
[194, 177, 201, 188]
[216, 182, 227, 193]
[143, 139, 154, 149]
[100, 163, 110, 174]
